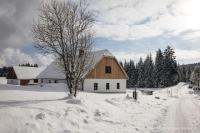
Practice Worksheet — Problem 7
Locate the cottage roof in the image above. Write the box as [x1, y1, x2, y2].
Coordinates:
[13, 66, 46, 79]
[36, 61, 65, 79]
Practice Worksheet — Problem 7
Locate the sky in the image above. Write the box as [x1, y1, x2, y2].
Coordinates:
[1, 0, 200, 67]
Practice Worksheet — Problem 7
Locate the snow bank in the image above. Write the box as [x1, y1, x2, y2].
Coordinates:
[0, 83, 178, 133]
[0, 77, 7, 84]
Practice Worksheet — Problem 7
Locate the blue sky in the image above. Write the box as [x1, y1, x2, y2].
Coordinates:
[1, 0, 200, 66]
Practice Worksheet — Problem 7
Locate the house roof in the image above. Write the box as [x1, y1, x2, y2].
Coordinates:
[13, 66, 46, 80]
[37, 61, 65, 79]
[37, 49, 128, 79]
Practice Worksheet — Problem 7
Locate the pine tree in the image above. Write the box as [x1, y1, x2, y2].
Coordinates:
[119, 61, 123, 68]
[178, 66, 187, 82]
[154, 49, 164, 87]
[190, 65, 200, 86]
[129, 60, 137, 87]
[143, 54, 154, 88]
[34, 64, 38, 67]
[186, 67, 192, 82]
[137, 58, 145, 88]
[162, 46, 178, 87]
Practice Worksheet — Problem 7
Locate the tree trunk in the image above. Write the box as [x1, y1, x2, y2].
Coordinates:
[74, 82, 78, 97]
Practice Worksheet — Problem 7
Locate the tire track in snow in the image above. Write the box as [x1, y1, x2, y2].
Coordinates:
[174, 97, 190, 133]
[161, 85, 200, 133]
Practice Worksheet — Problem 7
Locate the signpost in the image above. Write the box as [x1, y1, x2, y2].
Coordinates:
[133, 85, 138, 100]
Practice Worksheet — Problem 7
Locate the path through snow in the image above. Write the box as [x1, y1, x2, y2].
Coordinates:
[161, 84, 200, 133]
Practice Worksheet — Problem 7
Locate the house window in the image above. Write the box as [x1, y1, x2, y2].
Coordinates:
[106, 83, 110, 90]
[55, 80, 57, 83]
[41, 79, 43, 83]
[105, 66, 111, 73]
[34, 79, 38, 83]
[94, 83, 98, 90]
[117, 83, 120, 89]
[49, 80, 51, 83]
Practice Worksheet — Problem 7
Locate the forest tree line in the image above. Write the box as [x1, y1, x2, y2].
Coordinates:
[120, 46, 195, 88]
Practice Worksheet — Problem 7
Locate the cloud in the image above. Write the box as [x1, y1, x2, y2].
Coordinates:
[0, 0, 40, 51]
[0, 0, 200, 65]
[0, 48, 53, 67]
[175, 49, 200, 64]
[91, 0, 200, 41]
[91, 0, 176, 40]
[112, 50, 156, 63]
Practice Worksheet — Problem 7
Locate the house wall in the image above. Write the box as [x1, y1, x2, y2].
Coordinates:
[0, 77, 7, 84]
[83, 79, 126, 93]
[20, 80, 30, 86]
[38, 79, 66, 84]
[7, 79, 20, 85]
[29, 79, 36, 84]
[86, 57, 128, 79]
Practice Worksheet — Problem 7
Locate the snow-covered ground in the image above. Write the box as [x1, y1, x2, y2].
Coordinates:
[0, 77, 7, 84]
[160, 84, 200, 133]
[0, 82, 198, 133]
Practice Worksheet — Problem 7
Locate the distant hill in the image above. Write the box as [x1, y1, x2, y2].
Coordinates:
[180, 62, 200, 68]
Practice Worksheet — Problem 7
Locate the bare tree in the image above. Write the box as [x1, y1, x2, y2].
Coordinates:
[32, 0, 94, 97]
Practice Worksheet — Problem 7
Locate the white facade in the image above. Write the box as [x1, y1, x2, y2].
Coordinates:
[83, 79, 126, 93]
[0, 77, 7, 84]
[38, 79, 66, 84]
[7, 79, 20, 85]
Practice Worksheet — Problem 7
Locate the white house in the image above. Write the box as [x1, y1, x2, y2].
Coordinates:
[36, 61, 66, 84]
[7, 66, 46, 85]
[37, 49, 128, 93]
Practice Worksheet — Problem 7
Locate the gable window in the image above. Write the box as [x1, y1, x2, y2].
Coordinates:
[105, 66, 111, 73]
[117, 83, 120, 89]
[94, 83, 98, 90]
[106, 83, 110, 90]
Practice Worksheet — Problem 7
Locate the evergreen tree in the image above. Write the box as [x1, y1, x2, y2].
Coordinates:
[137, 58, 145, 88]
[178, 65, 187, 82]
[162, 46, 178, 87]
[34, 64, 38, 67]
[129, 60, 138, 87]
[190, 65, 200, 85]
[121, 46, 182, 88]
[119, 61, 123, 68]
[154, 49, 164, 87]
[143, 54, 154, 88]
[186, 67, 192, 82]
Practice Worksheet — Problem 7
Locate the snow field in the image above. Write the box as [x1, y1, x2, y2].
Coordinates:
[0, 83, 179, 133]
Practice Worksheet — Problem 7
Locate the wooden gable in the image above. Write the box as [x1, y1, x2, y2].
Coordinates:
[6, 67, 17, 79]
[85, 56, 128, 79]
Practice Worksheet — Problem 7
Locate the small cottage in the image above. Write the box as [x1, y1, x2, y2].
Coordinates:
[7, 66, 46, 85]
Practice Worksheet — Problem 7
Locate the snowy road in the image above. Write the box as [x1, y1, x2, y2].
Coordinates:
[161, 85, 200, 133]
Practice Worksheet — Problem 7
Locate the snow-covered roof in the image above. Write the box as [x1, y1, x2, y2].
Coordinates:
[37, 49, 121, 79]
[13, 66, 46, 80]
[37, 61, 65, 79]
[91, 49, 114, 67]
